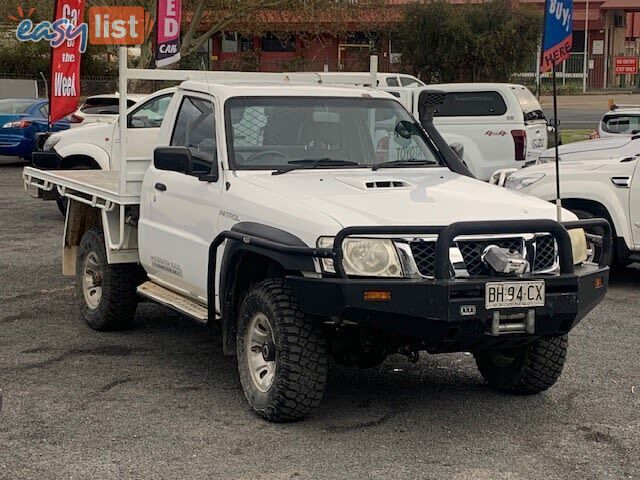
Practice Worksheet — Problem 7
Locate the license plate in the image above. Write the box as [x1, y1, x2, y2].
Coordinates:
[532, 138, 545, 150]
[485, 281, 545, 309]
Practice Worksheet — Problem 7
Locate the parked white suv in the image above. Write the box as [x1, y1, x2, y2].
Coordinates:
[69, 93, 148, 128]
[594, 104, 640, 138]
[385, 83, 548, 180]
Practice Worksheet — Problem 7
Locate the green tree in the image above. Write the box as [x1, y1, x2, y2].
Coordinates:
[399, 0, 542, 82]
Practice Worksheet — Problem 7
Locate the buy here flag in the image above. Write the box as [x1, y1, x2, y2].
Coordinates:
[540, 0, 573, 73]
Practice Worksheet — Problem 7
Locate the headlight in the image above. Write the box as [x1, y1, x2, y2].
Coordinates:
[504, 173, 545, 190]
[43, 135, 61, 151]
[568, 228, 588, 265]
[317, 237, 403, 277]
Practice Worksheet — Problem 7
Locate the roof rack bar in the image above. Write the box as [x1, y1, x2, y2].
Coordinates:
[611, 104, 640, 110]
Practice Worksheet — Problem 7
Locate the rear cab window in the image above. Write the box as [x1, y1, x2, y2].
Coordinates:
[431, 91, 508, 117]
[601, 114, 640, 134]
[511, 86, 545, 123]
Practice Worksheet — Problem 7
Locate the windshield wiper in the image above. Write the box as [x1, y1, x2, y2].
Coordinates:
[372, 159, 437, 171]
[272, 158, 359, 175]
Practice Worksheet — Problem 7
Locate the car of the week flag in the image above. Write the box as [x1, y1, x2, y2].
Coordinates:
[540, 0, 573, 73]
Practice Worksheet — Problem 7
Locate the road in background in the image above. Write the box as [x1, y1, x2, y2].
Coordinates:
[1, 165, 638, 480]
[540, 94, 640, 130]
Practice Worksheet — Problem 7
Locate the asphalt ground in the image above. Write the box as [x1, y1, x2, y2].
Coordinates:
[0, 164, 638, 480]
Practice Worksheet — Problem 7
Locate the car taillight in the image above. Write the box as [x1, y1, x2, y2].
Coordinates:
[1, 120, 32, 129]
[511, 129, 527, 161]
[70, 114, 84, 124]
[589, 130, 600, 140]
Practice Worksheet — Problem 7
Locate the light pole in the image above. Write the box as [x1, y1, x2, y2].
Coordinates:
[582, 0, 590, 93]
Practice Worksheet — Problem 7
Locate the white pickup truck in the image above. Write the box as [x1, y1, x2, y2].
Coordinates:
[504, 134, 640, 266]
[25, 72, 610, 421]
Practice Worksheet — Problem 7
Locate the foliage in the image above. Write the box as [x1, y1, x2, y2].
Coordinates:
[399, 0, 542, 82]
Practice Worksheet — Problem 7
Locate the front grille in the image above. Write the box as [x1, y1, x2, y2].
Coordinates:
[533, 235, 556, 271]
[408, 235, 557, 277]
[410, 240, 436, 277]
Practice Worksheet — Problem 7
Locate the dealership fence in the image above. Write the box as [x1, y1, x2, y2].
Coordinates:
[512, 52, 640, 95]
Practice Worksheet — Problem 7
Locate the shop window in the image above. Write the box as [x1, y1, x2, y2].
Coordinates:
[261, 33, 296, 52]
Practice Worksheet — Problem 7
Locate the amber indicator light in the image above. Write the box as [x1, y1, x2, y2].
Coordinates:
[364, 291, 392, 301]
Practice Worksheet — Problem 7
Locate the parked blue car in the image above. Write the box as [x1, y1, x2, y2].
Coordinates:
[0, 99, 70, 160]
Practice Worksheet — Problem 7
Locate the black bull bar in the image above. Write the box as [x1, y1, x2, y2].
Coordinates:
[209, 218, 611, 291]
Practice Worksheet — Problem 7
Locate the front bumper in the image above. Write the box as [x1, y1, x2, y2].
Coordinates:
[286, 263, 608, 352]
[211, 218, 611, 353]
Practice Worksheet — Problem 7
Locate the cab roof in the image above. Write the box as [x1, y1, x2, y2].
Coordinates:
[178, 80, 396, 102]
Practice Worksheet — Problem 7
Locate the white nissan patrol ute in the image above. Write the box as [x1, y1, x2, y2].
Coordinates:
[24, 79, 611, 422]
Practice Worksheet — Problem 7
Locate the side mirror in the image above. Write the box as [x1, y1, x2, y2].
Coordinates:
[154, 146, 193, 174]
[449, 142, 464, 159]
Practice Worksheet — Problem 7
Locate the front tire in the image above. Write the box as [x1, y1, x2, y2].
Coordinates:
[76, 227, 139, 331]
[473, 335, 568, 394]
[236, 279, 328, 422]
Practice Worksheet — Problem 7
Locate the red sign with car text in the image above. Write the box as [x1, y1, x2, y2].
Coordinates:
[49, 0, 84, 124]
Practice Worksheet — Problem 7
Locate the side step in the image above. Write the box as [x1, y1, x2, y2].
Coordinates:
[137, 281, 208, 324]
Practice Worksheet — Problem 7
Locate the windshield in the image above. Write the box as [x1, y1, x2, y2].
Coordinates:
[226, 97, 441, 170]
[0, 99, 34, 114]
[511, 86, 545, 122]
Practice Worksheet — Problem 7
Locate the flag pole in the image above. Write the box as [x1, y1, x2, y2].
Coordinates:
[552, 60, 562, 222]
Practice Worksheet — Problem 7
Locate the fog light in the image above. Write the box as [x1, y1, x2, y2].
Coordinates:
[594, 277, 604, 289]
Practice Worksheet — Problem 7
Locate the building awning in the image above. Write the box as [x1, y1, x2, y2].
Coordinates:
[600, 0, 640, 11]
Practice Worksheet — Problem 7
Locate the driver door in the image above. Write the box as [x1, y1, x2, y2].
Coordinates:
[139, 93, 223, 303]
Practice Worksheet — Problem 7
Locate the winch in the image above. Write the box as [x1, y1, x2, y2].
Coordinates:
[481, 244, 529, 275]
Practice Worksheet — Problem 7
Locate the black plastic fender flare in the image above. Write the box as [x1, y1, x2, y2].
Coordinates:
[208, 222, 316, 355]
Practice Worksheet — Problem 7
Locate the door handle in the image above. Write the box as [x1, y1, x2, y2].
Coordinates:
[154, 182, 167, 192]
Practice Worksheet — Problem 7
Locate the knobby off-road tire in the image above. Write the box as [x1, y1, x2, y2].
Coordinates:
[473, 335, 568, 394]
[236, 279, 328, 422]
[76, 227, 139, 331]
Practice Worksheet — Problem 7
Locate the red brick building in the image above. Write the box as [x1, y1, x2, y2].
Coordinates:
[195, 0, 640, 87]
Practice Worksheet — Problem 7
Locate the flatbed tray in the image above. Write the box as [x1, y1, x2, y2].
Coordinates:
[23, 167, 140, 207]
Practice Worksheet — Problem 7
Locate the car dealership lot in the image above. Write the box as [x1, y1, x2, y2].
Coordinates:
[0, 164, 638, 480]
